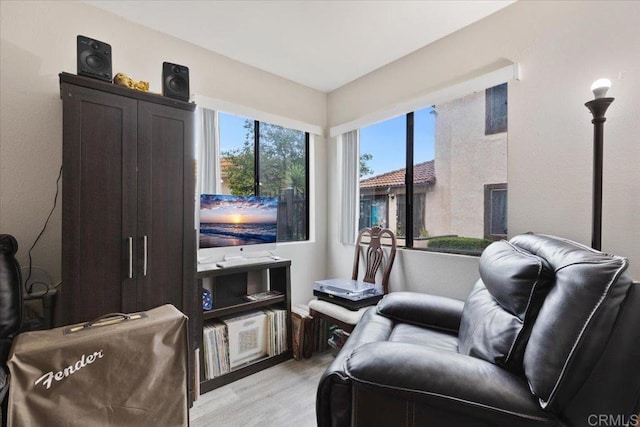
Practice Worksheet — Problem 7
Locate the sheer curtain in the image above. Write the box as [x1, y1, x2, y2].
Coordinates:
[340, 130, 359, 245]
[200, 107, 219, 195]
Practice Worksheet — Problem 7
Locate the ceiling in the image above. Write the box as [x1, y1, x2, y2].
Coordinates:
[86, 1, 515, 93]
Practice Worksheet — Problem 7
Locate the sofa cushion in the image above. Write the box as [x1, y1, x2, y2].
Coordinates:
[511, 233, 634, 412]
[458, 240, 553, 372]
[345, 342, 558, 427]
[389, 323, 459, 353]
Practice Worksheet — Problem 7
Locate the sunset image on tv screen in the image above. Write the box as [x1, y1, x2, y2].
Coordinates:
[199, 194, 278, 248]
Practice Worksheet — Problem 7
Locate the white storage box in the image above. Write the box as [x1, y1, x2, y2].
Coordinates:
[222, 311, 268, 369]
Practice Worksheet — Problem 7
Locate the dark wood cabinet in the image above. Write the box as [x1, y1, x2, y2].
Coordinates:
[59, 72, 196, 326]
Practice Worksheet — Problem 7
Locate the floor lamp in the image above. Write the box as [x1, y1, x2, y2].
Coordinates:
[585, 78, 614, 251]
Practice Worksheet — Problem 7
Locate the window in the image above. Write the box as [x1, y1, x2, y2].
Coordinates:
[396, 193, 426, 238]
[484, 183, 508, 240]
[359, 113, 405, 232]
[359, 195, 388, 230]
[485, 83, 508, 135]
[358, 84, 508, 255]
[219, 112, 309, 242]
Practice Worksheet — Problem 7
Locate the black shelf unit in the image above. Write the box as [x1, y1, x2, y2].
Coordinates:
[195, 259, 292, 394]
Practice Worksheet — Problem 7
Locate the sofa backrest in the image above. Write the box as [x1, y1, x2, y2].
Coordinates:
[561, 281, 640, 425]
[458, 240, 554, 372]
[510, 233, 635, 414]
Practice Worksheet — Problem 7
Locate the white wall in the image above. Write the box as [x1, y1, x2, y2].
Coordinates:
[0, 1, 327, 307]
[327, 0, 640, 291]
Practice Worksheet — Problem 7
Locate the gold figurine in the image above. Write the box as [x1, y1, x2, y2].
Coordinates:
[113, 72, 149, 92]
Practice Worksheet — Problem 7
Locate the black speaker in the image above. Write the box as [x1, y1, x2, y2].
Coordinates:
[162, 62, 190, 101]
[77, 35, 112, 82]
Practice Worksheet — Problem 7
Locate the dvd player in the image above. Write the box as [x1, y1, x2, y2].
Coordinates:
[313, 278, 384, 310]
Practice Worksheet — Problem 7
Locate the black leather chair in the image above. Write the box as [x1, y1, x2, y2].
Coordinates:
[317, 233, 640, 427]
[0, 235, 23, 425]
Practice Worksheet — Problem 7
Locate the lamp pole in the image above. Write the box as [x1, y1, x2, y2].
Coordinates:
[584, 79, 614, 251]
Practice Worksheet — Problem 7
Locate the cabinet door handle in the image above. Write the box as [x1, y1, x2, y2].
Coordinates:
[128, 236, 133, 279]
[143, 235, 148, 276]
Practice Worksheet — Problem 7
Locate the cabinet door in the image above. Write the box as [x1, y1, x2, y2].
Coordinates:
[61, 83, 138, 325]
[136, 101, 195, 313]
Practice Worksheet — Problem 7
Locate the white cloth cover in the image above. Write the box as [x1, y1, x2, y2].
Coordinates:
[308, 299, 369, 326]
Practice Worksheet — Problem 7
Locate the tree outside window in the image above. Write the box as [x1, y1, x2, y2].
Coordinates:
[220, 113, 309, 242]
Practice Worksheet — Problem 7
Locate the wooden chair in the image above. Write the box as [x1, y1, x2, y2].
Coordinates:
[309, 226, 397, 334]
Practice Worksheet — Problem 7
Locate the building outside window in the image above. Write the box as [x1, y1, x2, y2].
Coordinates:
[358, 83, 508, 255]
[485, 83, 508, 135]
[359, 195, 388, 230]
[219, 112, 309, 242]
[484, 183, 508, 240]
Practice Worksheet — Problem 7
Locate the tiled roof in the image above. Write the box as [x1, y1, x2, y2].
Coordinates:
[220, 157, 232, 176]
[360, 160, 435, 189]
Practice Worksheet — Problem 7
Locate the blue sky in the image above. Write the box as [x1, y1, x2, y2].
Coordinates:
[360, 106, 435, 178]
[219, 112, 251, 152]
[218, 108, 436, 179]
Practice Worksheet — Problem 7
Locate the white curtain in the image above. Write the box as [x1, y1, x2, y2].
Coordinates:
[200, 107, 219, 195]
[340, 130, 359, 244]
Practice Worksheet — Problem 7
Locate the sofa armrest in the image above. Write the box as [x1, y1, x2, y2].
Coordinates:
[345, 342, 556, 426]
[317, 308, 395, 427]
[376, 291, 464, 333]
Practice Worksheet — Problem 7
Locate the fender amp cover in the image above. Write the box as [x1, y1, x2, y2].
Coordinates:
[7, 304, 189, 427]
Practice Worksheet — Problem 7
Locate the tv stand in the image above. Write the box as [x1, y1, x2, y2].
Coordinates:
[194, 258, 292, 394]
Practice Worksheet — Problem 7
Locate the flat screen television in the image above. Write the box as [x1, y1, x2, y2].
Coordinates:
[199, 194, 278, 253]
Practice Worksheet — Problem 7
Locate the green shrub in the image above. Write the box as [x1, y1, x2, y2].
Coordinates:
[427, 236, 492, 254]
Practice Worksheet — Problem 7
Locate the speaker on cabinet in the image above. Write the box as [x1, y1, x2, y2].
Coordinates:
[77, 35, 112, 82]
[162, 62, 190, 102]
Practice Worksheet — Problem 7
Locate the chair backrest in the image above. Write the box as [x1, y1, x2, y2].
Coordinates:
[509, 233, 638, 417]
[351, 226, 397, 294]
[459, 233, 640, 423]
[458, 239, 554, 372]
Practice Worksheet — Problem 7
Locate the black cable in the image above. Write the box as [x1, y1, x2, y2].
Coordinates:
[24, 165, 63, 295]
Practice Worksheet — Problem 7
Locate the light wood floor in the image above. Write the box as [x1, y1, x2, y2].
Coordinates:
[190, 351, 334, 427]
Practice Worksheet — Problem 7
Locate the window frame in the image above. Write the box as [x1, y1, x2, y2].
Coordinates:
[219, 114, 310, 243]
[484, 183, 508, 241]
[357, 84, 509, 256]
[485, 83, 508, 135]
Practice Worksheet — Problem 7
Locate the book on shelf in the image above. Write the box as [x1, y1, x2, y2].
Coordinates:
[202, 307, 288, 380]
[263, 307, 288, 357]
[202, 320, 230, 379]
[291, 305, 313, 360]
[328, 327, 349, 350]
[244, 290, 282, 301]
[312, 318, 331, 352]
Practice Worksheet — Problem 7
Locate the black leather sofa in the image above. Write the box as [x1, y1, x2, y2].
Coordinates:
[317, 233, 640, 426]
[1, 235, 22, 426]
